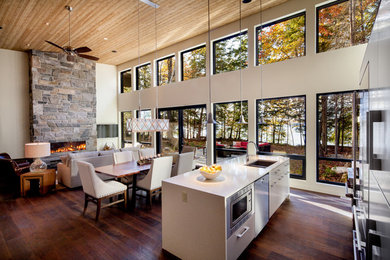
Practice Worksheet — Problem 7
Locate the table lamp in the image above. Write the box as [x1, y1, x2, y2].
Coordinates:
[25, 142, 51, 172]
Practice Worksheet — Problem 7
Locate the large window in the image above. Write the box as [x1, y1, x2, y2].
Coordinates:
[120, 69, 132, 93]
[121, 111, 133, 147]
[157, 55, 176, 86]
[317, 0, 379, 53]
[213, 31, 248, 74]
[136, 63, 151, 90]
[257, 96, 306, 179]
[317, 91, 361, 185]
[214, 101, 248, 162]
[256, 12, 305, 65]
[181, 45, 206, 81]
[158, 105, 207, 165]
[136, 110, 152, 147]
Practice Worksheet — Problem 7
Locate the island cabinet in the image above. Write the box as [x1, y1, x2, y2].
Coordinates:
[162, 155, 289, 260]
[269, 160, 290, 218]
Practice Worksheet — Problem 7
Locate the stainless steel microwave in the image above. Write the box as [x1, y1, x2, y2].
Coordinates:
[226, 184, 253, 238]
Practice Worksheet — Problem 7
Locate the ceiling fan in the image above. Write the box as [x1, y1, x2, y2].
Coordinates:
[45, 6, 99, 61]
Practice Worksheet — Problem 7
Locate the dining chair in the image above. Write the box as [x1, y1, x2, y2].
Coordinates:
[135, 156, 173, 208]
[112, 151, 136, 198]
[139, 148, 156, 159]
[77, 161, 127, 221]
[171, 152, 194, 177]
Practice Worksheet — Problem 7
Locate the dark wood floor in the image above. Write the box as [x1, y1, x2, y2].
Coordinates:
[0, 188, 353, 260]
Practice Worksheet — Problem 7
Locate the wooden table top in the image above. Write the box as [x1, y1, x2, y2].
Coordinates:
[95, 161, 151, 178]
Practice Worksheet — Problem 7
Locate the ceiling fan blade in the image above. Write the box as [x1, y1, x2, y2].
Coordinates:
[45, 40, 65, 51]
[78, 54, 99, 61]
[74, 46, 91, 53]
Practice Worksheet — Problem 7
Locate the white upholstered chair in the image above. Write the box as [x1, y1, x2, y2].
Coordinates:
[77, 161, 127, 221]
[136, 156, 173, 208]
[139, 148, 156, 159]
[171, 152, 194, 177]
[113, 151, 134, 164]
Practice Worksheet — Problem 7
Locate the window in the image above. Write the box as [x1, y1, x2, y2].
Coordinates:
[256, 12, 305, 65]
[121, 111, 133, 147]
[213, 31, 248, 74]
[136, 110, 152, 147]
[136, 63, 151, 90]
[181, 45, 206, 81]
[214, 101, 248, 162]
[317, 91, 362, 185]
[157, 55, 176, 86]
[120, 69, 132, 93]
[257, 96, 306, 179]
[317, 0, 379, 53]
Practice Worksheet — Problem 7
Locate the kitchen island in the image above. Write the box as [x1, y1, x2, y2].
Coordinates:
[162, 155, 290, 260]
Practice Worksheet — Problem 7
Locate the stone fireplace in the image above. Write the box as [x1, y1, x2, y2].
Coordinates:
[29, 50, 97, 151]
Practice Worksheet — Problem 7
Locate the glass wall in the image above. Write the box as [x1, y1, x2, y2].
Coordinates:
[257, 96, 306, 178]
[136, 110, 152, 147]
[136, 63, 151, 90]
[213, 31, 248, 74]
[121, 111, 133, 147]
[256, 12, 305, 65]
[317, 91, 361, 184]
[120, 69, 132, 93]
[157, 55, 176, 86]
[181, 45, 206, 81]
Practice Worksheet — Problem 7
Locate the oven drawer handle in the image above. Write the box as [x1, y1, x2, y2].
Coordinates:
[236, 226, 249, 238]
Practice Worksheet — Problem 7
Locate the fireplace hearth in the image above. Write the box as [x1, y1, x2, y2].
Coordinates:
[50, 141, 86, 154]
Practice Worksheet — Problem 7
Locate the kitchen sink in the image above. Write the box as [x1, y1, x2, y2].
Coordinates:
[245, 159, 277, 168]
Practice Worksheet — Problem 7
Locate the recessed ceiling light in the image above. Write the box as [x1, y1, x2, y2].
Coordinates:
[112, 50, 117, 53]
[242, 0, 252, 3]
[0, 26, 2, 30]
[104, 37, 108, 40]
[26, 43, 31, 47]
[46, 22, 50, 26]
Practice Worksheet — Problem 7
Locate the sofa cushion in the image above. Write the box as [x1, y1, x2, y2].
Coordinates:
[121, 147, 140, 152]
[66, 151, 99, 167]
[98, 150, 115, 156]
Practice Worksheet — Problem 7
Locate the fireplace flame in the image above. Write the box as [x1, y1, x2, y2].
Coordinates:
[51, 142, 86, 153]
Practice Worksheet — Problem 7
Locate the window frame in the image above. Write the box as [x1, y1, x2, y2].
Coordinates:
[180, 44, 206, 82]
[255, 11, 306, 66]
[135, 62, 152, 91]
[256, 95, 307, 180]
[316, 90, 360, 186]
[121, 111, 133, 147]
[120, 69, 132, 93]
[156, 54, 176, 86]
[212, 30, 248, 75]
[316, 0, 349, 54]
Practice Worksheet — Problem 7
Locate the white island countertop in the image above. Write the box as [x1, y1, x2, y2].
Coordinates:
[163, 155, 288, 198]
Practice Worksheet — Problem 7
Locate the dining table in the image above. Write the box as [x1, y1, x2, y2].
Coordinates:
[95, 160, 151, 209]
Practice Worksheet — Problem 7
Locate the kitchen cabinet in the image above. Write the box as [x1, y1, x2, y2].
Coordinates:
[269, 160, 290, 218]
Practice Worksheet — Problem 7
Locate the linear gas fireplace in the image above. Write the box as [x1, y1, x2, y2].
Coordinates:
[50, 141, 86, 154]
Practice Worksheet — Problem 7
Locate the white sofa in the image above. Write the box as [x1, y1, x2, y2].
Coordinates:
[57, 147, 152, 188]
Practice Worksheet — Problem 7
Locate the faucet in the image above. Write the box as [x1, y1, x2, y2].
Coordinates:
[246, 141, 259, 162]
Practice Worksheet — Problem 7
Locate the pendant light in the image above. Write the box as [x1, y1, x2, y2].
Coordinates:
[238, 0, 247, 124]
[258, 0, 265, 125]
[206, 0, 217, 124]
[127, 0, 169, 132]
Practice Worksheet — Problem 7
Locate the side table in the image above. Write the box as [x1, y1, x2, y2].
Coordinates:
[20, 169, 56, 197]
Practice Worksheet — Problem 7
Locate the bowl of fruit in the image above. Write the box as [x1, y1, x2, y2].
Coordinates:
[199, 165, 222, 180]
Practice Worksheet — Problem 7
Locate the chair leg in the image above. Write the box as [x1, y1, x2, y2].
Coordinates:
[124, 190, 127, 209]
[96, 199, 102, 221]
[83, 194, 89, 216]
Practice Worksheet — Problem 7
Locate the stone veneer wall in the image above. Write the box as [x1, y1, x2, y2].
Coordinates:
[29, 50, 97, 150]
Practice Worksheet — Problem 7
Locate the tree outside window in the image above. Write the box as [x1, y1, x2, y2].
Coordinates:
[137, 110, 152, 147]
[120, 69, 132, 93]
[121, 111, 133, 147]
[136, 63, 151, 90]
[213, 32, 248, 74]
[257, 12, 305, 65]
[181, 45, 206, 81]
[317, 0, 379, 53]
[157, 56, 176, 86]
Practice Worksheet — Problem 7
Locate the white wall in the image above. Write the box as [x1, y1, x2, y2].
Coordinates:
[0, 49, 30, 158]
[96, 63, 119, 150]
[116, 0, 367, 196]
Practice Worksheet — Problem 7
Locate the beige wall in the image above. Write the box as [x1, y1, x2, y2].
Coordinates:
[96, 63, 119, 150]
[0, 49, 30, 158]
[117, 0, 367, 196]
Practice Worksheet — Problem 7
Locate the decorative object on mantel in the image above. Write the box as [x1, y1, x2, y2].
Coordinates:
[25, 142, 50, 172]
[127, 0, 169, 133]
[45, 6, 99, 61]
[137, 154, 161, 166]
[102, 142, 116, 151]
[206, 0, 217, 125]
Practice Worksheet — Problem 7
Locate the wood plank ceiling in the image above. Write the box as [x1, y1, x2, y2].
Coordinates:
[0, 0, 287, 65]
